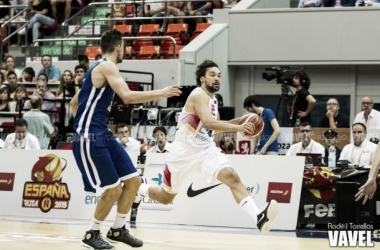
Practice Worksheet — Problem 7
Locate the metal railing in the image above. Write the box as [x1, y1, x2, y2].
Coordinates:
[62, 0, 213, 38]
[0, 5, 29, 67]
[32, 35, 178, 58]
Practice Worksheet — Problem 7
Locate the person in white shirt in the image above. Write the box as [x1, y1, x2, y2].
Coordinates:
[115, 122, 140, 153]
[286, 122, 325, 158]
[353, 96, 380, 129]
[355, 142, 380, 205]
[146, 126, 171, 154]
[3, 119, 41, 149]
[0, 138, 4, 148]
[340, 122, 377, 167]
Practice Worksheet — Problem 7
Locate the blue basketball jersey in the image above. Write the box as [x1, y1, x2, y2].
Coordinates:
[74, 58, 115, 138]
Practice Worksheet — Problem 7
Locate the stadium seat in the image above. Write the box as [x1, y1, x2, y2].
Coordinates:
[85, 46, 102, 60]
[40, 17, 58, 30]
[125, 5, 133, 15]
[165, 45, 185, 59]
[72, 0, 84, 11]
[161, 23, 189, 54]
[125, 46, 135, 59]
[114, 25, 133, 37]
[137, 46, 161, 60]
[1, 122, 14, 133]
[190, 23, 212, 41]
[134, 24, 160, 53]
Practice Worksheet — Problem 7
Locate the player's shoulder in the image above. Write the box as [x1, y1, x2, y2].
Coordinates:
[189, 87, 207, 100]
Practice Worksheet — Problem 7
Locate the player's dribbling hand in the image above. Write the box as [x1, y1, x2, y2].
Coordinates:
[239, 122, 254, 136]
[161, 85, 182, 97]
[355, 178, 377, 205]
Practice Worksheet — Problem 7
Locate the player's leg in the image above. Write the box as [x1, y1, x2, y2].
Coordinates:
[217, 167, 278, 234]
[138, 164, 178, 205]
[72, 134, 116, 249]
[106, 138, 143, 247]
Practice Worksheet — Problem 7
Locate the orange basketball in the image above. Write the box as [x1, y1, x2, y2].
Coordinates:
[238, 113, 264, 139]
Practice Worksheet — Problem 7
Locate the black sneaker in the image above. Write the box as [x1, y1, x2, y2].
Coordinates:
[82, 230, 115, 250]
[107, 225, 143, 247]
[257, 200, 279, 235]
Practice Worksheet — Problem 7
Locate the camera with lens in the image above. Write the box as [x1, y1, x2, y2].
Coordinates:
[262, 66, 296, 86]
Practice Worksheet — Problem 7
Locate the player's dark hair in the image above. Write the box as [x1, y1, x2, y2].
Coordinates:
[352, 122, 367, 132]
[100, 29, 123, 54]
[195, 60, 219, 86]
[243, 95, 262, 109]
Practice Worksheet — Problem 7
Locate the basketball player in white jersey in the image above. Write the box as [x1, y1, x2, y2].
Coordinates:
[136, 60, 279, 234]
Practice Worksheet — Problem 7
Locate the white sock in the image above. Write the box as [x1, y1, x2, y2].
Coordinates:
[112, 212, 127, 229]
[88, 218, 102, 231]
[139, 183, 151, 197]
[239, 196, 261, 224]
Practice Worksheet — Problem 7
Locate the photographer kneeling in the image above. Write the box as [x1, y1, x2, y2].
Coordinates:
[291, 70, 316, 127]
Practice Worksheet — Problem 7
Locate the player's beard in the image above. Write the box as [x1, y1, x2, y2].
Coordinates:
[205, 82, 219, 93]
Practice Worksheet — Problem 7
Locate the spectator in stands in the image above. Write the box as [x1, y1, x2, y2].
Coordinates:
[23, 95, 55, 149]
[0, 0, 10, 22]
[291, 70, 315, 127]
[0, 71, 5, 88]
[74, 64, 86, 92]
[10, 0, 28, 46]
[3, 56, 22, 80]
[323, 129, 341, 165]
[6, 71, 19, 98]
[24, 73, 57, 125]
[298, 0, 324, 7]
[0, 87, 11, 111]
[21, 67, 35, 82]
[317, 98, 349, 128]
[356, 0, 380, 6]
[219, 136, 236, 154]
[146, 126, 171, 154]
[112, 0, 126, 23]
[104, 12, 113, 29]
[244, 95, 280, 155]
[9, 85, 28, 112]
[340, 123, 377, 167]
[286, 122, 325, 157]
[157, 2, 186, 32]
[50, 0, 81, 24]
[78, 55, 89, 71]
[56, 70, 75, 98]
[37, 55, 61, 81]
[353, 96, 380, 129]
[17, 0, 55, 47]
[325, 0, 356, 6]
[187, 1, 213, 24]
[2, 119, 40, 149]
[115, 122, 141, 153]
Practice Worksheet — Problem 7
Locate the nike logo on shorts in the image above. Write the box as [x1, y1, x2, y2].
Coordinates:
[187, 183, 223, 198]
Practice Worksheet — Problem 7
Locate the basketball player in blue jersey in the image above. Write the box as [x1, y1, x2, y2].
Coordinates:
[135, 60, 279, 235]
[70, 29, 181, 250]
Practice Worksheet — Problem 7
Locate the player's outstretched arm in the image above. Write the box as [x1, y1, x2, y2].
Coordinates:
[102, 62, 181, 103]
[355, 143, 380, 204]
[192, 92, 253, 134]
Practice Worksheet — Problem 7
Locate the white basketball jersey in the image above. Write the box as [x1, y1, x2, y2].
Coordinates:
[175, 87, 218, 148]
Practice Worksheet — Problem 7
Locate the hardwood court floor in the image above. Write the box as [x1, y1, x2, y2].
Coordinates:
[0, 218, 331, 250]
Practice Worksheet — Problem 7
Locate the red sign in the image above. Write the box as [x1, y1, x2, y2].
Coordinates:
[0, 173, 15, 191]
[267, 182, 292, 204]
